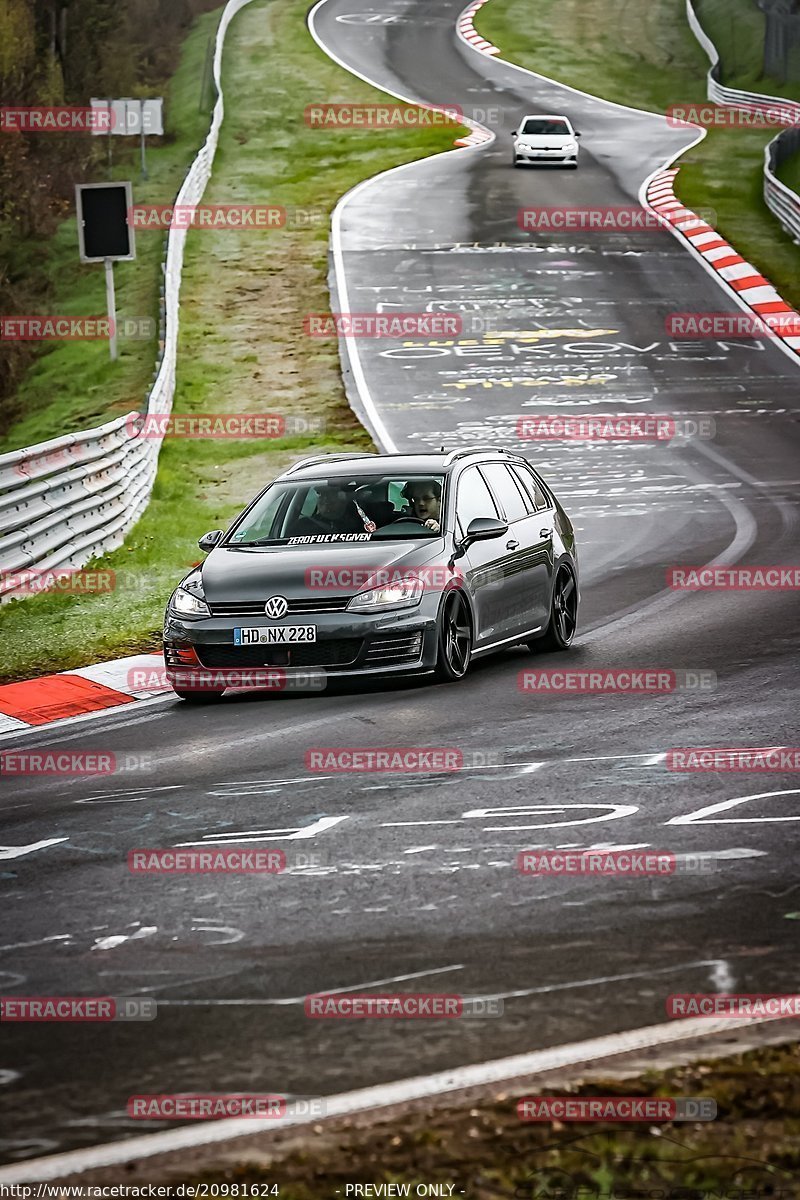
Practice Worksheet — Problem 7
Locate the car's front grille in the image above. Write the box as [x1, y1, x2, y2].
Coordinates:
[208, 597, 353, 617]
[198, 639, 362, 669]
[364, 632, 424, 666]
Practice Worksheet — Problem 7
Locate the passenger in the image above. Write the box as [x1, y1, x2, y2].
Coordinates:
[291, 485, 366, 535]
[402, 479, 442, 533]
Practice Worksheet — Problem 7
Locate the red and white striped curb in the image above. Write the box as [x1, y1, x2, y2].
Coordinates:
[453, 0, 497, 145]
[457, 0, 500, 58]
[647, 168, 800, 355]
[454, 126, 494, 148]
[0, 653, 168, 735]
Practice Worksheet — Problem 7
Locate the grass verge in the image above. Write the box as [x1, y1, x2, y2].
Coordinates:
[474, 0, 800, 314]
[0, 0, 465, 685]
[165, 1041, 799, 1196]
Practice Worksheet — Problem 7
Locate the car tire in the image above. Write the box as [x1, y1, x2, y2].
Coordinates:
[173, 689, 225, 704]
[527, 564, 578, 653]
[434, 590, 472, 682]
[512, 157, 520, 167]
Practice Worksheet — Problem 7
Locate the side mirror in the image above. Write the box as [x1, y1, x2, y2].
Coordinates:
[198, 529, 223, 552]
[511, 131, 517, 137]
[463, 516, 509, 547]
[575, 131, 582, 137]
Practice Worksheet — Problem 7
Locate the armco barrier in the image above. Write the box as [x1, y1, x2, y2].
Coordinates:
[0, 0, 256, 603]
[686, 0, 800, 244]
[765, 127, 800, 244]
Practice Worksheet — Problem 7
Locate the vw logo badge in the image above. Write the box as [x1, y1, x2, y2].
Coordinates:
[264, 595, 289, 619]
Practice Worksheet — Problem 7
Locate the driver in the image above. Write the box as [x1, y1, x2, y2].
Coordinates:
[401, 479, 442, 533]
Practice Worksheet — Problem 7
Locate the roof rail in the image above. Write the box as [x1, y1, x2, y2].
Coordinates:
[443, 446, 524, 465]
[283, 452, 377, 476]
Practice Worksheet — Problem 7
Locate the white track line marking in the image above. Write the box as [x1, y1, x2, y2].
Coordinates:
[0, 1014, 784, 1183]
[668, 788, 800, 825]
[0, 838, 68, 861]
[474, 957, 730, 1002]
[154, 964, 465, 1007]
[0, 934, 71, 953]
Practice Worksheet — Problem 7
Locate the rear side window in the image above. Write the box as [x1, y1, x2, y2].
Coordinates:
[456, 466, 500, 530]
[479, 463, 528, 523]
[511, 464, 550, 512]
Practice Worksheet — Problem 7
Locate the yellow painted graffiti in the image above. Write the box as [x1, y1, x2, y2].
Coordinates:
[443, 374, 618, 389]
[398, 328, 619, 349]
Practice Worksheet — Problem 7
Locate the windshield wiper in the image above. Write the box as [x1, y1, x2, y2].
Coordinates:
[224, 538, 290, 548]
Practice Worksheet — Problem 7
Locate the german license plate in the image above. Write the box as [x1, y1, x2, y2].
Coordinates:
[234, 626, 317, 645]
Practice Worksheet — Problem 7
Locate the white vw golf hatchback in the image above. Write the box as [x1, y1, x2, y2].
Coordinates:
[512, 114, 581, 168]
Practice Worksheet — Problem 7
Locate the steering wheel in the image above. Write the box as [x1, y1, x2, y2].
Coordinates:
[304, 516, 334, 533]
[392, 515, 430, 526]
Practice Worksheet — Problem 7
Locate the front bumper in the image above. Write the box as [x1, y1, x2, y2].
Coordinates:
[515, 147, 578, 162]
[163, 603, 441, 691]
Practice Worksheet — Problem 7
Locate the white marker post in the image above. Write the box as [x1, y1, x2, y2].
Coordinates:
[105, 257, 118, 361]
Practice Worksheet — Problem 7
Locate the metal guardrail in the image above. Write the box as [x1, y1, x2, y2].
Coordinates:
[0, 0, 256, 602]
[764, 125, 800, 244]
[686, 0, 800, 244]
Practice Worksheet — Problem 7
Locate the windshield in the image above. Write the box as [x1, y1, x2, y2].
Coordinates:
[226, 473, 447, 545]
[522, 119, 569, 135]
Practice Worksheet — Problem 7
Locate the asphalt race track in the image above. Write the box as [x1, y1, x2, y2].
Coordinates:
[1, 0, 799, 1167]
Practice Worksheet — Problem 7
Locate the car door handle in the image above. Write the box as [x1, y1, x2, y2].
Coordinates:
[506, 539, 520, 550]
[539, 527, 552, 538]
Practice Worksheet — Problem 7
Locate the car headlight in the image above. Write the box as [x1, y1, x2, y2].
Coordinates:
[347, 578, 423, 613]
[171, 569, 210, 617]
[566, 142, 578, 152]
[171, 587, 210, 617]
